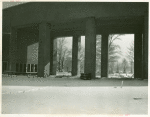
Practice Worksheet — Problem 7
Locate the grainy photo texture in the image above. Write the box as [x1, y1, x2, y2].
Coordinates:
[2, 2, 148, 115]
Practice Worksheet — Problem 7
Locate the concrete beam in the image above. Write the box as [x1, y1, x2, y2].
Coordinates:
[84, 17, 96, 79]
[101, 34, 109, 78]
[38, 23, 50, 77]
[72, 35, 81, 76]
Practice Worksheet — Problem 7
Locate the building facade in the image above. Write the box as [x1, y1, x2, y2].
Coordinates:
[2, 2, 148, 79]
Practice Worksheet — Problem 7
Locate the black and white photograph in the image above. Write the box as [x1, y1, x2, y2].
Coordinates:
[1, 1, 149, 115]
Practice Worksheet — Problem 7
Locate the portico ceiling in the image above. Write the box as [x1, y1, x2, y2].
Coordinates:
[3, 2, 148, 33]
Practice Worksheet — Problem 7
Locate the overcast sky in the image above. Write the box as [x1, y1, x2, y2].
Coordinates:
[64, 35, 134, 51]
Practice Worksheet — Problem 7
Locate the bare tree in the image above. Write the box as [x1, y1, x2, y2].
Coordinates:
[64, 49, 72, 72]
[57, 38, 69, 72]
[109, 62, 115, 74]
[116, 61, 120, 73]
[122, 58, 128, 73]
[96, 35, 101, 74]
[79, 45, 85, 73]
[78, 34, 123, 75]
[108, 34, 123, 74]
[126, 41, 134, 73]
[108, 34, 122, 62]
[94, 34, 123, 75]
[65, 34, 123, 75]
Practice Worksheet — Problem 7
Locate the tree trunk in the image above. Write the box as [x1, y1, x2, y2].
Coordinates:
[58, 60, 61, 72]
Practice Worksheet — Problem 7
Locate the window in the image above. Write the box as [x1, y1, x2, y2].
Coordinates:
[27, 64, 30, 72]
[35, 64, 37, 72]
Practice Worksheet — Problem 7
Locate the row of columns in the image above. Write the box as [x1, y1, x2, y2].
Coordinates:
[37, 18, 105, 78]
[16, 63, 37, 73]
[6, 62, 38, 73]
[26, 64, 37, 72]
[71, 18, 109, 78]
[8, 17, 148, 79]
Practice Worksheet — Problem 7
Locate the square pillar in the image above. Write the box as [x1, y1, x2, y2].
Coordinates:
[9, 27, 17, 71]
[38, 22, 50, 77]
[84, 17, 96, 79]
[72, 35, 81, 76]
[143, 14, 148, 79]
[50, 38, 57, 75]
[134, 32, 142, 79]
[101, 34, 109, 78]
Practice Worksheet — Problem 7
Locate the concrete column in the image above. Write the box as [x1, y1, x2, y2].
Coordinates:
[72, 35, 81, 76]
[84, 17, 96, 79]
[50, 38, 57, 75]
[101, 34, 109, 78]
[9, 27, 17, 71]
[38, 22, 50, 77]
[142, 14, 148, 79]
[134, 32, 142, 79]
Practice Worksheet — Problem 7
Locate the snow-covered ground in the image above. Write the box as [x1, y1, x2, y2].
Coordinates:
[2, 86, 148, 114]
[2, 75, 148, 86]
[2, 75, 148, 114]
